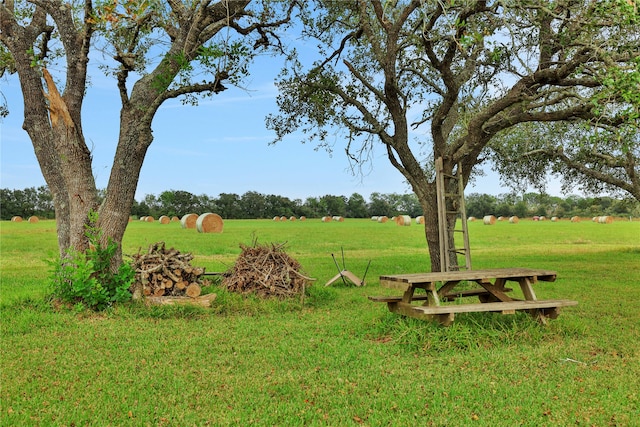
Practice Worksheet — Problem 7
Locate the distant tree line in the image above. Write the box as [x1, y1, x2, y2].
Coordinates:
[1, 186, 53, 220]
[132, 191, 423, 220]
[2, 187, 638, 221]
[465, 193, 640, 220]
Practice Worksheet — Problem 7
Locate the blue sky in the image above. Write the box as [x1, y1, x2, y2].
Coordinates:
[0, 51, 557, 202]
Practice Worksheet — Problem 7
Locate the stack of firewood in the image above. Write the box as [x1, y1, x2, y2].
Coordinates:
[222, 241, 314, 298]
[130, 242, 208, 299]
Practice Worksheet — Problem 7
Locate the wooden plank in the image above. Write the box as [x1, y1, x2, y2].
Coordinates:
[412, 299, 577, 315]
[380, 268, 557, 285]
[380, 278, 436, 291]
[145, 293, 217, 307]
[442, 288, 513, 301]
[388, 302, 455, 326]
[379, 279, 412, 291]
[477, 280, 513, 302]
[518, 277, 538, 301]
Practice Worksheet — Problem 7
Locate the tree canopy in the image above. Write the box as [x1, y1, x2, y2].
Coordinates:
[267, 0, 640, 270]
[0, 0, 295, 261]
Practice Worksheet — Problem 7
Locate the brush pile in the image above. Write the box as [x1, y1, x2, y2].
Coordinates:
[222, 241, 314, 298]
[129, 242, 208, 299]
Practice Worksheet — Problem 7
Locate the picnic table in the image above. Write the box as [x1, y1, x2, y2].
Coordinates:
[369, 268, 578, 326]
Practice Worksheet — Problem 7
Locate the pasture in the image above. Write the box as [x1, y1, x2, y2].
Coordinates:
[1, 217, 639, 426]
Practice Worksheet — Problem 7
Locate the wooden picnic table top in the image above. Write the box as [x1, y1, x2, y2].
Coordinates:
[379, 267, 557, 285]
[372, 267, 575, 325]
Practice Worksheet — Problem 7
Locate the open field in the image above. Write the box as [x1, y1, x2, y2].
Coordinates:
[1, 217, 639, 426]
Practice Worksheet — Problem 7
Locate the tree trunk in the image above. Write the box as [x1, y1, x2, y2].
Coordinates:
[41, 68, 98, 252]
[98, 105, 154, 268]
[11, 61, 95, 256]
[421, 194, 441, 272]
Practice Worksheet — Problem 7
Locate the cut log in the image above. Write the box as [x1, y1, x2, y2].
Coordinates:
[146, 293, 217, 307]
[130, 241, 208, 299]
[186, 283, 202, 298]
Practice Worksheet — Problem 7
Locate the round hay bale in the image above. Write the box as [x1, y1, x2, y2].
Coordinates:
[416, 215, 425, 224]
[159, 215, 170, 224]
[597, 216, 614, 224]
[332, 216, 344, 222]
[371, 216, 379, 221]
[571, 216, 581, 223]
[483, 215, 496, 225]
[180, 213, 198, 229]
[497, 216, 505, 221]
[140, 216, 147, 221]
[171, 216, 180, 222]
[551, 216, 559, 222]
[11, 216, 23, 222]
[196, 212, 224, 233]
[395, 215, 411, 226]
[145, 216, 155, 222]
[289, 216, 297, 221]
[273, 216, 280, 221]
[468, 216, 476, 222]
[539, 216, 546, 221]
[299, 216, 307, 221]
[321, 216, 332, 222]
[508, 216, 519, 224]
[28, 216, 39, 223]
[377, 216, 389, 223]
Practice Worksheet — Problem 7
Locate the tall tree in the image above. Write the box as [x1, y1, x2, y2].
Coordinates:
[267, 0, 640, 271]
[1, 0, 294, 262]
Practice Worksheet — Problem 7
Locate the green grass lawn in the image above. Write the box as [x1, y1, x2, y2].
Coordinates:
[1, 217, 639, 426]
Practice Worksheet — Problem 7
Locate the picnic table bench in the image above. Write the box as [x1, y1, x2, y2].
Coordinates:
[369, 268, 578, 326]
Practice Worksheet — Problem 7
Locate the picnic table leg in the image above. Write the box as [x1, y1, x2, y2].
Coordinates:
[517, 277, 553, 324]
[477, 278, 512, 303]
[401, 286, 415, 303]
[437, 280, 459, 299]
[518, 277, 538, 301]
[424, 287, 441, 307]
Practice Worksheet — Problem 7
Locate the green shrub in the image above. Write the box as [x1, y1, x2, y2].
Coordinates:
[49, 211, 134, 311]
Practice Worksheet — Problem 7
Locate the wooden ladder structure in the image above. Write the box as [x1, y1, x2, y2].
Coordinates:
[435, 157, 472, 272]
